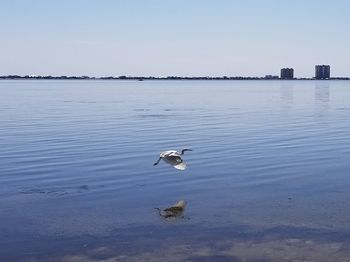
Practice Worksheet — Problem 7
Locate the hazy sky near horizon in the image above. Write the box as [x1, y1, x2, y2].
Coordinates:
[1, 0, 349, 77]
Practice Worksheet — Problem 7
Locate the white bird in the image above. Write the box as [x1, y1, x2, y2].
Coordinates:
[153, 149, 192, 170]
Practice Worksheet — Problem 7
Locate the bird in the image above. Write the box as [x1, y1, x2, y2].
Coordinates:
[153, 149, 192, 170]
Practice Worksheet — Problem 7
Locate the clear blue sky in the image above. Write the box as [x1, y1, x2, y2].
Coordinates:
[1, 0, 349, 77]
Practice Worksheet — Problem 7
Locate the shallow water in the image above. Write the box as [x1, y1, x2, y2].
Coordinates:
[1, 80, 350, 261]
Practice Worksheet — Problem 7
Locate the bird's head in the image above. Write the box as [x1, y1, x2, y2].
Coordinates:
[181, 149, 192, 155]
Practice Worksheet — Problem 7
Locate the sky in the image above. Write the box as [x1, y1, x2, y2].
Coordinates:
[0, 0, 349, 77]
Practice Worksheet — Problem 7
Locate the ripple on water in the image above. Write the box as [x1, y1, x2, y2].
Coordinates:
[1, 80, 350, 260]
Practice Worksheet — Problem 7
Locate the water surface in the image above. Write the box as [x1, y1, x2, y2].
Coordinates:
[1, 80, 350, 261]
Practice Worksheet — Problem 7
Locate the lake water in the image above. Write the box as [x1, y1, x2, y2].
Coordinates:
[1, 80, 350, 261]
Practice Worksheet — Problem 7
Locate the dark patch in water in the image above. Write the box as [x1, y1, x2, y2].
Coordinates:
[336, 108, 350, 111]
[186, 255, 240, 262]
[138, 114, 174, 118]
[19, 185, 90, 196]
[134, 108, 150, 112]
[78, 101, 97, 104]
[78, 185, 89, 190]
[64, 100, 120, 104]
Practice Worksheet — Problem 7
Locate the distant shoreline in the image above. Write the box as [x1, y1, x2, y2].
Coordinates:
[0, 76, 349, 81]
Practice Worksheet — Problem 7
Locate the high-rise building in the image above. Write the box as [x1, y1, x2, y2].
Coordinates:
[280, 68, 294, 79]
[315, 65, 330, 79]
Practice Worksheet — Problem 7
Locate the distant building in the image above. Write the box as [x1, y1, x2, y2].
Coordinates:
[315, 65, 330, 79]
[265, 75, 279, 79]
[280, 68, 294, 79]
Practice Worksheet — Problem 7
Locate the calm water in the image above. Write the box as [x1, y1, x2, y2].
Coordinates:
[1, 80, 350, 261]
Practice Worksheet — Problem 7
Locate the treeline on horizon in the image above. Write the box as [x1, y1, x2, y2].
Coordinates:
[0, 75, 349, 80]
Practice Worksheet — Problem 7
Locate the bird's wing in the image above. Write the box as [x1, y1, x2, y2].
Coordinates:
[173, 161, 186, 170]
[161, 150, 177, 157]
[168, 151, 181, 157]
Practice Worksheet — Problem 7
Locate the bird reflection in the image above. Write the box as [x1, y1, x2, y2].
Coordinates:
[155, 200, 186, 219]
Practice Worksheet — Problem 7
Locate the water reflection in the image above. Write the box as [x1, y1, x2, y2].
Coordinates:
[314, 81, 330, 117]
[280, 82, 294, 104]
[280, 82, 294, 114]
[155, 200, 186, 219]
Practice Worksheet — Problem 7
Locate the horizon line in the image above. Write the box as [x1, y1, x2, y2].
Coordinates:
[1, 75, 349, 80]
